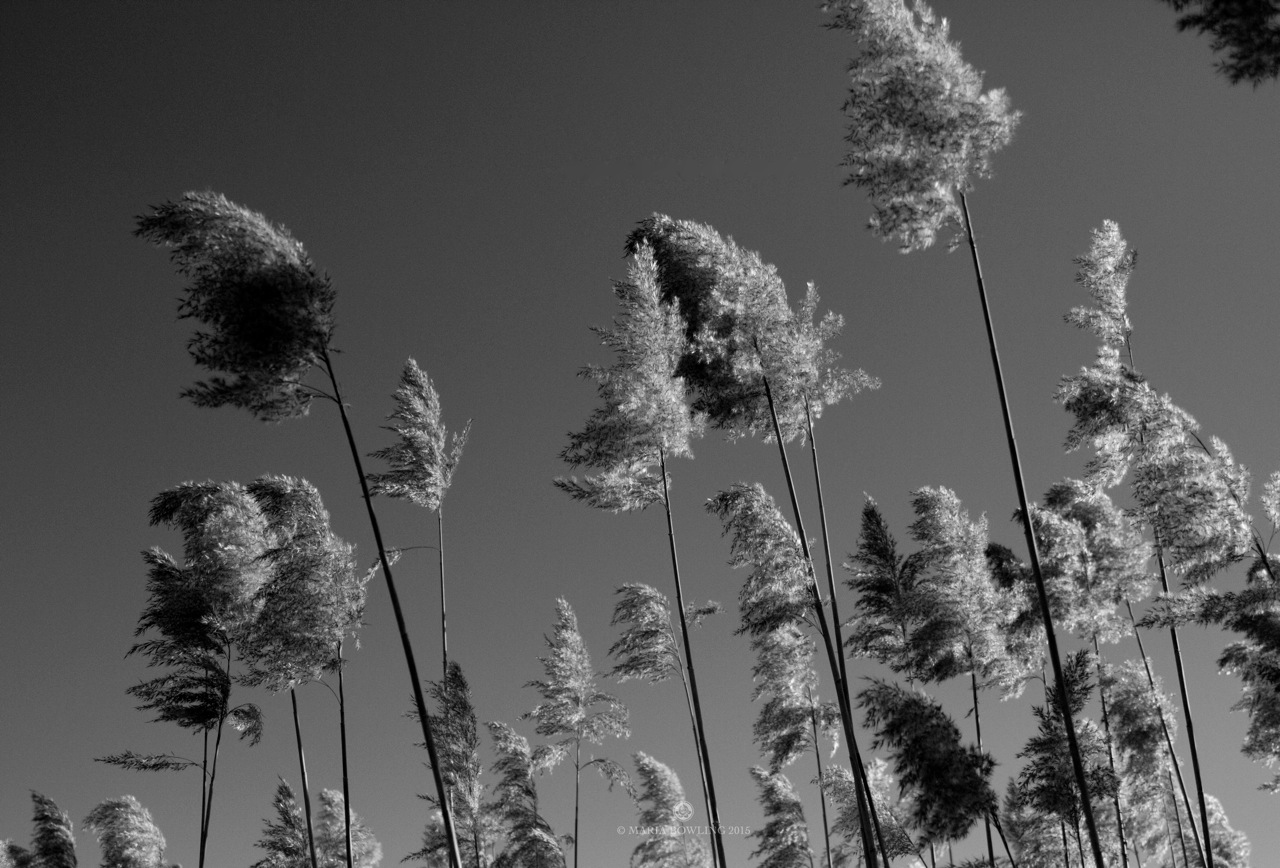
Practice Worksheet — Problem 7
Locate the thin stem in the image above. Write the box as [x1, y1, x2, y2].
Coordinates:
[573, 739, 581, 868]
[199, 728, 208, 859]
[989, 814, 1019, 868]
[1151, 542, 1214, 868]
[321, 349, 462, 868]
[338, 642, 354, 868]
[1125, 601, 1204, 864]
[804, 398, 892, 866]
[659, 449, 727, 868]
[969, 670, 996, 868]
[1168, 772, 1191, 868]
[673, 629, 716, 867]
[291, 687, 320, 868]
[760, 375, 886, 868]
[806, 686, 835, 868]
[1091, 638, 1129, 867]
[198, 643, 231, 868]
[1120, 335, 1213, 867]
[439, 508, 448, 678]
[961, 192, 1105, 868]
[200, 718, 223, 868]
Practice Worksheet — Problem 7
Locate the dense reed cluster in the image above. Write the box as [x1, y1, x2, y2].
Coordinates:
[7, 3, 1277, 868]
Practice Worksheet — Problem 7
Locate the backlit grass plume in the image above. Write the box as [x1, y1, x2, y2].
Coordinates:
[409, 662, 497, 868]
[1029, 481, 1152, 646]
[629, 753, 711, 868]
[822, 761, 917, 867]
[907, 486, 1035, 695]
[709, 484, 815, 638]
[1061, 220, 1270, 868]
[1102, 660, 1192, 864]
[823, 0, 1020, 251]
[368, 358, 469, 675]
[523, 599, 631, 868]
[624, 216, 872, 443]
[608, 583, 722, 862]
[1015, 652, 1119, 860]
[242, 476, 368, 691]
[1058, 221, 1254, 583]
[559, 237, 726, 865]
[709, 484, 883, 865]
[748, 769, 813, 868]
[369, 358, 469, 512]
[251, 782, 382, 868]
[486, 721, 566, 868]
[556, 241, 702, 510]
[82, 796, 168, 868]
[136, 191, 335, 421]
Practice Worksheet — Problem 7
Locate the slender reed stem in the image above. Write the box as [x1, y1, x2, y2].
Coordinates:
[960, 193, 1105, 868]
[675, 652, 715, 865]
[439, 508, 448, 677]
[198, 642, 231, 868]
[1090, 638, 1129, 867]
[760, 375, 887, 868]
[968, 670, 996, 868]
[200, 728, 208, 858]
[291, 688, 320, 868]
[1125, 602, 1204, 863]
[1168, 772, 1191, 868]
[806, 686, 835, 868]
[1117, 338, 1212, 867]
[321, 349, 462, 868]
[989, 814, 1018, 868]
[573, 740, 581, 868]
[1155, 552, 1214, 868]
[659, 449, 727, 868]
[337, 641, 354, 868]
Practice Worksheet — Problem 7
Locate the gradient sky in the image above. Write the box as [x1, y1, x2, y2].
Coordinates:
[2, 2, 1278, 866]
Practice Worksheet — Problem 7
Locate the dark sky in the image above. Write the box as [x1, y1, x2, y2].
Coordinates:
[2, 2, 1278, 865]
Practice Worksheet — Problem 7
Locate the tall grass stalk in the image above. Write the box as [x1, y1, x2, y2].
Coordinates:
[659, 450, 728, 868]
[968, 671, 996, 868]
[320, 347, 464, 868]
[805, 687, 835, 868]
[959, 193, 1105, 868]
[338, 642, 354, 868]
[290, 688, 319, 868]
[761, 374, 888, 868]
[137, 192, 464, 868]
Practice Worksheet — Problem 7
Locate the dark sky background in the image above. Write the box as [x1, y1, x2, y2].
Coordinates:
[2, 2, 1278, 865]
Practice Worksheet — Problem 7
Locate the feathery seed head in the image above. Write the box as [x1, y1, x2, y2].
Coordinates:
[137, 191, 335, 421]
[557, 242, 702, 512]
[368, 358, 470, 512]
[707, 484, 815, 637]
[626, 216, 875, 442]
[824, 0, 1021, 251]
[1067, 220, 1136, 348]
[83, 796, 167, 868]
[240, 475, 368, 691]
